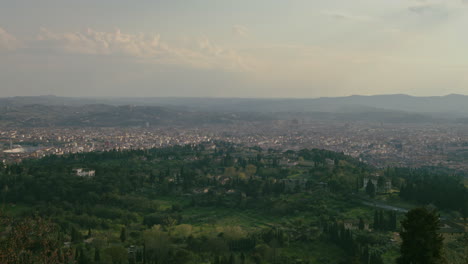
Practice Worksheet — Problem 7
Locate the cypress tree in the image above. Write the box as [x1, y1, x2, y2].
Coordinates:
[120, 227, 127, 242]
[370, 252, 384, 264]
[379, 210, 385, 230]
[78, 248, 86, 264]
[397, 208, 444, 264]
[94, 248, 101, 262]
[57, 249, 63, 263]
[361, 246, 369, 264]
[366, 180, 376, 198]
[373, 211, 379, 230]
[388, 211, 397, 231]
[143, 242, 146, 264]
[240, 253, 246, 264]
[71, 226, 82, 243]
[359, 217, 365, 230]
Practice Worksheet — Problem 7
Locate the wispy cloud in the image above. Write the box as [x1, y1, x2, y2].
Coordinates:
[408, 5, 434, 14]
[407, 0, 467, 15]
[0, 27, 22, 51]
[232, 25, 249, 37]
[35, 27, 252, 72]
[321, 10, 372, 22]
[408, 1, 442, 14]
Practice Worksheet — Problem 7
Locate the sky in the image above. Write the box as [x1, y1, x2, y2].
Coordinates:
[0, 0, 467, 98]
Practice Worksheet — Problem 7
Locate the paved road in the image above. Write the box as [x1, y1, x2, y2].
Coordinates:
[361, 201, 409, 213]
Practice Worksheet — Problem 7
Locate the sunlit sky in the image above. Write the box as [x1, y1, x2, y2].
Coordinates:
[1, 0, 467, 98]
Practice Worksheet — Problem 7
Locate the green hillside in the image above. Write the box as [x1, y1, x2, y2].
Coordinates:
[0, 143, 466, 263]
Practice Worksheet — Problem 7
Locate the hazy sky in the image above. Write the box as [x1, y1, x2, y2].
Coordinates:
[1, 0, 467, 98]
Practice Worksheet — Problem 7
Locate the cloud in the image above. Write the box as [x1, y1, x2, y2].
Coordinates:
[407, 0, 467, 15]
[408, 1, 442, 14]
[408, 5, 433, 14]
[232, 25, 249, 37]
[36, 27, 253, 72]
[0, 27, 22, 51]
[321, 10, 372, 22]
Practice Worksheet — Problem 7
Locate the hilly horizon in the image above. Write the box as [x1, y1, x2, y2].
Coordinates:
[2, 94, 468, 116]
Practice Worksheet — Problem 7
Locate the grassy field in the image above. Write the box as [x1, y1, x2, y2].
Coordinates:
[183, 206, 289, 231]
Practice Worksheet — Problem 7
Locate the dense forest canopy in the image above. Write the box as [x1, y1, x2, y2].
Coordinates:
[0, 142, 466, 264]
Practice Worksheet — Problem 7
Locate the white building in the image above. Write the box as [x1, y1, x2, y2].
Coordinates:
[73, 168, 96, 177]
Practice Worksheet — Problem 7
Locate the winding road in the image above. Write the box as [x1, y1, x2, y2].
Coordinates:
[361, 200, 409, 213]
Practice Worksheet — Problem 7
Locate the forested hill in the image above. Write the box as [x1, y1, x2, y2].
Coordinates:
[0, 143, 466, 264]
[2, 143, 369, 204]
[3, 94, 468, 115]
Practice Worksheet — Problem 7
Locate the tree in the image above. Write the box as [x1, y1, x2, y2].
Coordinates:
[366, 180, 376, 198]
[78, 248, 87, 264]
[143, 226, 172, 264]
[370, 252, 384, 264]
[224, 167, 237, 178]
[358, 218, 365, 230]
[0, 214, 74, 264]
[120, 227, 127, 243]
[388, 211, 397, 231]
[373, 211, 379, 230]
[94, 248, 101, 262]
[378, 210, 384, 230]
[71, 226, 82, 243]
[229, 253, 235, 264]
[104, 246, 128, 264]
[1, 185, 8, 210]
[246, 164, 257, 178]
[397, 208, 445, 264]
[360, 246, 369, 264]
[377, 176, 386, 193]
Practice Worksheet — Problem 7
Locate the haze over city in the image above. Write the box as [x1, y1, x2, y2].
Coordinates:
[1, 0, 468, 98]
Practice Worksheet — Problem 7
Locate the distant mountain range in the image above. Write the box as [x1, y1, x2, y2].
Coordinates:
[1, 94, 468, 115]
[1, 94, 468, 127]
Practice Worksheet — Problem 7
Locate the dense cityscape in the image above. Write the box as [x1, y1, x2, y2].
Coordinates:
[2, 121, 468, 170]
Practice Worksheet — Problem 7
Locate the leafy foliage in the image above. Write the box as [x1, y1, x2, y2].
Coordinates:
[0, 143, 465, 263]
[398, 208, 445, 264]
